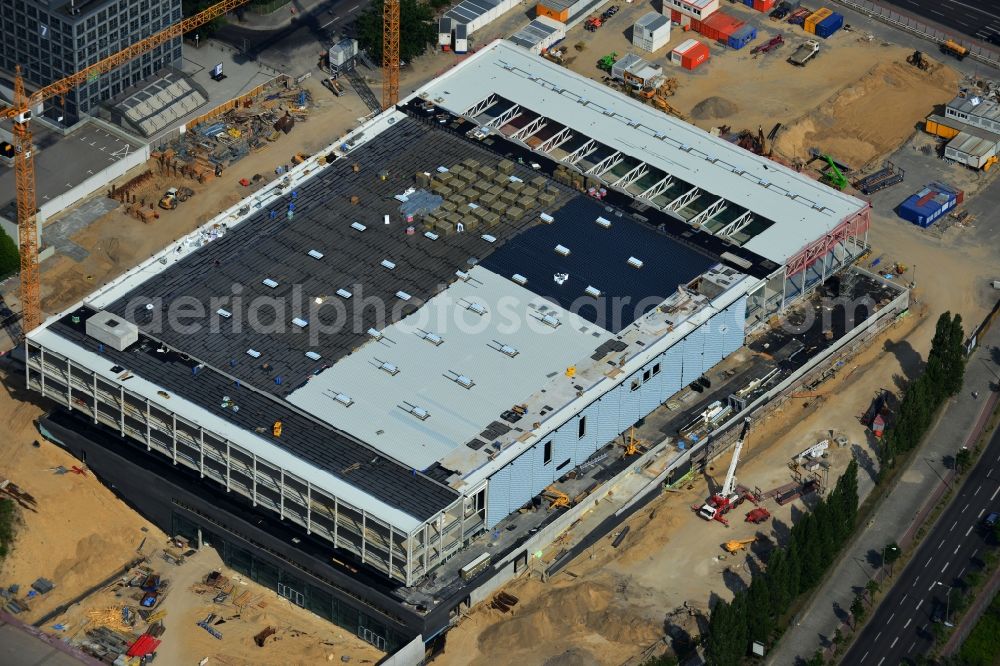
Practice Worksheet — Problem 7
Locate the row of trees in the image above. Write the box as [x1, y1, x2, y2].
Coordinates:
[878, 312, 966, 475]
[357, 0, 438, 63]
[705, 460, 859, 666]
[0, 234, 18, 279]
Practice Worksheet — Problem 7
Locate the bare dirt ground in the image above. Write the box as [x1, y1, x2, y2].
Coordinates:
[0, 374, 162, 623]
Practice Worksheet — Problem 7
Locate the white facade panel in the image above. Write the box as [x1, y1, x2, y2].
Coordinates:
[486, 463, 511, 527]
[681, 327, 706, 385]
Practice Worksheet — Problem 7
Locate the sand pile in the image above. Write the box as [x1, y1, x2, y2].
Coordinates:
[691, 96, 739, 120]
[773, 59, 959, 168]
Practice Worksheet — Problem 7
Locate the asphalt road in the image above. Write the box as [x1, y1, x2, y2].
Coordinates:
[878, 0, 1000, 42]
[841, 422, 1000, 665]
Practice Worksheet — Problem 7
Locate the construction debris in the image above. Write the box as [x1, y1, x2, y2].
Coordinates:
[254, 625, 276, 647]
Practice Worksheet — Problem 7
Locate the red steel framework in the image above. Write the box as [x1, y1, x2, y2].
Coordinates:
[784, 205, 871, 278]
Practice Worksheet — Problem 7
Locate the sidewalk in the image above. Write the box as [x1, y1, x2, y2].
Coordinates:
[766, 321, 1000, 665]
[236, 0, 333, 32]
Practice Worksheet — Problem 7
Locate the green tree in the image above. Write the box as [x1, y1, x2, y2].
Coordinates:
[955, 447, 973, 473]
[182, 0, 227, 37]
[850, 594, 866, 628]
[357, 0, 437, 63]
[746, 578, 773, 645]
[883, 542, 901, 567]
[0, 231, 18, 279]
[804, 649, 825, 666]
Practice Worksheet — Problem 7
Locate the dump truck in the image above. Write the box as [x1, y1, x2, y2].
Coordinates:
[788, 40, 820, 66]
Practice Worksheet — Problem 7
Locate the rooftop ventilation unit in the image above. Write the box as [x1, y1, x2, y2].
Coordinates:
[336, 288, 353, 299]
[481, 234, 496, 243]
[368, 328, 383, 340]
[381, 259, 396, 270]
[378, 361, 400, 376]
[512, 274, 527, 285]
[627, 257, 644, 269]
[246, 349, 261, 358]
[540, 213, 554, 224]
[85, 310, 139, 351]
[490, 340, 519, 358]
[351, 222, 367, 232]
[305, 351, 322, 361]
[541, 313, 561, 329]
[448, 372, 475, 389]
[424, 231, 439, 241]
[419, 330, 444, 346]
[585, 286, 601, 298]
[400, 402, 430, 420]
[216, 308, 232, 319]
[262, 278, 278, 288]
[595, 216, 611, 228]
[292, 317, 308, 328]
[466, 302, 486, 316]
[308, 250, 324, 260]
[332, 392, 354, 407]
[455, 270, 470, 282]
[396, 291, 412, 301]
[554, 244, 570, 256]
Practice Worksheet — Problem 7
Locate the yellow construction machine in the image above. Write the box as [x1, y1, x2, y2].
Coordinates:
[542, 485, 571, 510]
[723, 537, 756, 553]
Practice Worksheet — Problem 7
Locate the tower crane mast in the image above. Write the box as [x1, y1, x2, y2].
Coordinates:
[382, 0, 400, 109]
[2, 0, 251, 334]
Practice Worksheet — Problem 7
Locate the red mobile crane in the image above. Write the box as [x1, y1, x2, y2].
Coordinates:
[695, 417, 752, 526]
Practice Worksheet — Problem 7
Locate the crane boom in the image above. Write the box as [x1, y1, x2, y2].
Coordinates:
[720, 417, 751, 497]
[382, 0, 400, 109]
[7, 0, 250, 333]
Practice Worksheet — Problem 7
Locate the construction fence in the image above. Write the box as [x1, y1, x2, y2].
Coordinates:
[833, 0, 1000, 69]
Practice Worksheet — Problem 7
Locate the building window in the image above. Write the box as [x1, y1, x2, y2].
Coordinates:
[630, 380, 640, 391]
[543, 440, 552, 465]
[556, 458, 571, 471]
[652, 363, 661, 376]
[578, 416, 586, 439]
[642, 369, 651, 382]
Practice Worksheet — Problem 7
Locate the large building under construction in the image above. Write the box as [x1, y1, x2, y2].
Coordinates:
[24, 41, 880, 654]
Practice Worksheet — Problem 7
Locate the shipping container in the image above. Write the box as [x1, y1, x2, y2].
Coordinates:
[672, 38, 710, 69]
[743, 0, 754, 6]
[814, 12, 843, 38]
[897, 182, 962, 227]
[804, 7, 832, 34]
[924, 115, 962, 140]
[633, 11, 672, 52]
[753, 0, 775, 11]
[698, 11, 743, 43]
[727, 24, 757, 49]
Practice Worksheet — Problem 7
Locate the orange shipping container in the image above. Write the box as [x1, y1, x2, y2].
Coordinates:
[804, 7, 832, 34]
[535, 1, 569, 22]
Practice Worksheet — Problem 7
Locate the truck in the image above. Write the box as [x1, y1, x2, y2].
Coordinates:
[788, 40, 820, 66]
[940, 39, 968, 60]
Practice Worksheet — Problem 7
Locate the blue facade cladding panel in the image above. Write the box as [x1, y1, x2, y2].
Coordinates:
[662, 343, 684, 400]
[486, 463, 511, 527]
[486, 295, 749, 528]
[682, 326, 706, 385]
[722, 297, 747, 356]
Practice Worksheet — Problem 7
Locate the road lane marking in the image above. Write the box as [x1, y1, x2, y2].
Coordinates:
[991, 486, 999, 501]
[889, 612, 895, 622]
[348, 4, 359, 10]
[938, 538, 945, 549]
[320, 17, 340, 28]
[916, 599, 924, 610]
[967, 525, 975, 536]
[987, 468, 993, 477]
[902, 594, 908, 602]
[908, 642, 916, 653]
[975, 484, 981, 495]
[962, 503, 970, 512]
[955, 545, 962, 554]
[875, 631, 882, 642]
[951, 520, 958, 531]
[981, 509, 987, 518]
[959, 567, 967, 578]
[904, 618, 912, 629]
[914, 575, 920, 586]
[925, 557, 932, 568]
[942, 562, 949, 573]
[928, 581, 936, 591]
[891, 637, 899, 648]
[973, 549, 979, 558]
[861, 651, 869, 663]
[878, 657, 886, 666]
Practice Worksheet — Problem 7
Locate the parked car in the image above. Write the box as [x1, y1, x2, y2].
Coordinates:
[985, 512, 999, 529]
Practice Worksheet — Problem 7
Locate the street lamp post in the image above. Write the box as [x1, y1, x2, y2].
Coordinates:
[936, 581, 954, 627]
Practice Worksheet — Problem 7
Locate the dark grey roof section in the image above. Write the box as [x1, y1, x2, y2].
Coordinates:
[50, 308, 460, 521]
[479, 196, 717, 333]
[103, 117, 562, 398]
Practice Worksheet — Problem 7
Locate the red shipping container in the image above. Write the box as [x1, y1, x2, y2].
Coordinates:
[698, 12, 744, 43]
[681, 41, 711, 70]
[671, 9, 681, 22]
[753, 0, 774, 11]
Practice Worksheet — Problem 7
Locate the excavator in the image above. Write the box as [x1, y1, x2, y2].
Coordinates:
[907, 50, 930, 71]
[723, 537, 756, 553]
[542, 485, 570, 510]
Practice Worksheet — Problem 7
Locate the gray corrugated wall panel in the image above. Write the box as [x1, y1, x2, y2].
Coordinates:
[619, 375, 643, 428]
[702, 313, 725, 371]
[577, 400, 603, 462]
[486, 463, 511, 528]
[722, 296, 747, 356]
[506, 451, 534, 515]
[682, 326, 706, 385]
[595, 388, 621, 444]
[551, 420, 576, 472]
[662, 342, 684, 400]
